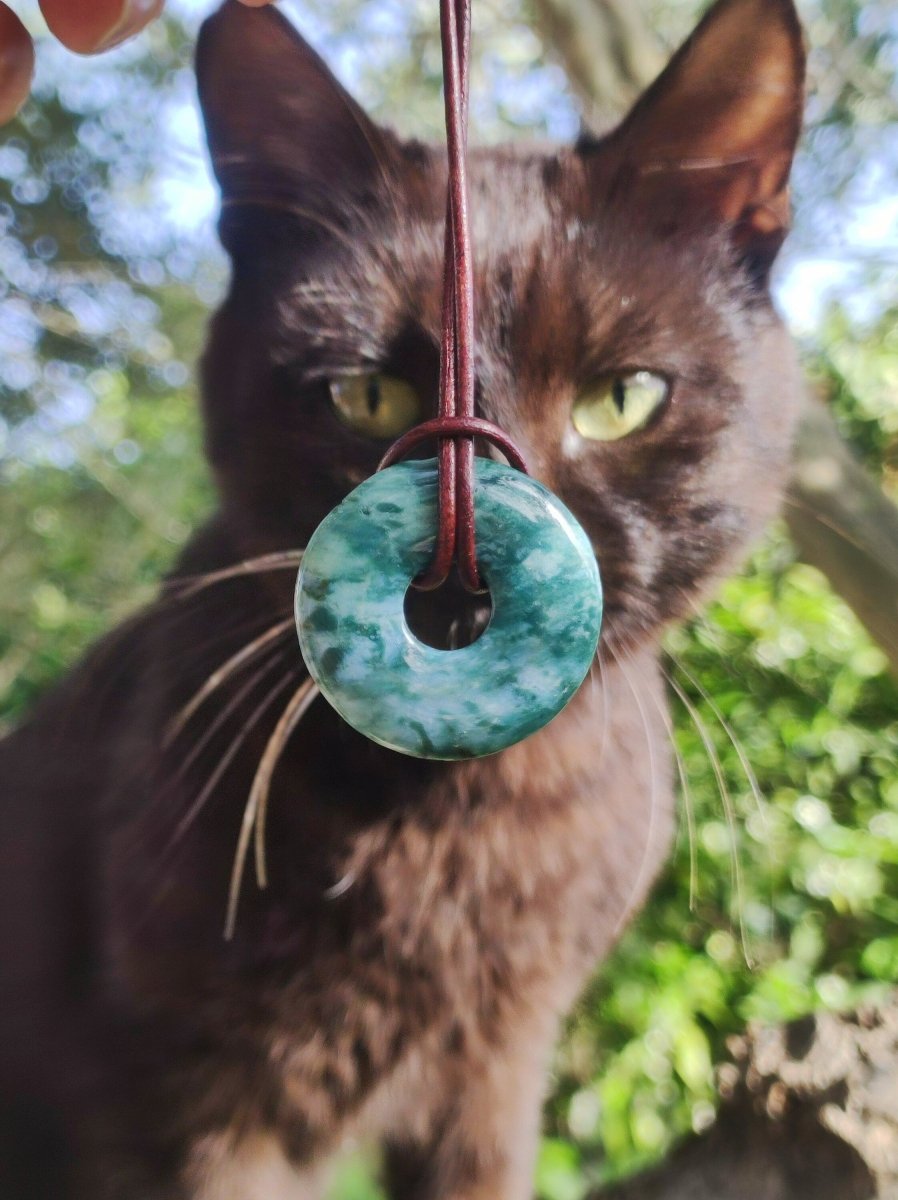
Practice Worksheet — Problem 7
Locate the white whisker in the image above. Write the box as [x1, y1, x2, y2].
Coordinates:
[164, 617, 296, 748]
[604, 640, 661, 941]
[664, 670, 754, 968]
[592, 642, 613, 764]
[169, 670, 296, 852]
[170, 647, 287, 785]
[167, 550, 304, 601]
[606, 643, 699, 913]
[323, 870, 358, 901]
[666, 646, 773, 934]
[225, 677, 320, 941]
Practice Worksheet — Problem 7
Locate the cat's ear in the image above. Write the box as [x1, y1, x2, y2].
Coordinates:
[588, 0, 806, 279]
[196, 0, 398, 214]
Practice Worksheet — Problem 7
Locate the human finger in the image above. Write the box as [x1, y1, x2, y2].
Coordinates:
[0, 2, 34, 124]
[38, 0, 164, 55]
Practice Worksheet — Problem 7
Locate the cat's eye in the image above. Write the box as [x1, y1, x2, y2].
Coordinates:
[330, 374, 423, 439]
[572, 371, 670, 442]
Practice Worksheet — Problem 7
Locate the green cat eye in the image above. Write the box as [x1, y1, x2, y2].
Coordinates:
[572, 371, 669, 442]
[330, 373, 423, 439]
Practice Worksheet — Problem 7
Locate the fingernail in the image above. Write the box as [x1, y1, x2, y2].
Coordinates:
[39, 0, 163, 56]
[0, 2, 35, 125]
[93, 0, 165, 53]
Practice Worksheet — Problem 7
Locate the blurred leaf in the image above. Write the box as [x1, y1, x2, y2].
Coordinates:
[536, 1138, 588, 1200]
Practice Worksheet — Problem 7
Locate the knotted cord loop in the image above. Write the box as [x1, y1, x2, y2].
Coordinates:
[378, 0, 528, 594]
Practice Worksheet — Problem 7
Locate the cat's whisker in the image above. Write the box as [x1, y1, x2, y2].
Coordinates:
[170, 646, 289, 786]
[665, 644, 774, 932]
[602, 639, 700, 912]
[663, 669, 754, 968]
[693, 604, 832, 710]
[666, 647, 768, 832]
[75, 606, 291, 743]
[323, 870, 358, 901]
[674, 712, 700, 913]
[221, 198, 356, 248]
[169, 669, 297, 852]
[591, 642, 613, 764]
[782, 493, 897, 567]
[225, 677, 320, 941]
[164, 617, 296, 748]
[124, 664, 302, 941]
[603, 639, 662, 940]
[253, 679, 320, 890]
[162, 607, 293, 675]
[166, 550, 304, 601]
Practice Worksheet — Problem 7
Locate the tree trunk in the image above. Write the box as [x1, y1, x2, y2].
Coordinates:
[529, 0, 663, 126]
[592, 1001, 898, 1199]
[528, 0, 898, 674]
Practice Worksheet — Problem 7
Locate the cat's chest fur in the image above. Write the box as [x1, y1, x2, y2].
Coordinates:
[104, 599, 673, 1160]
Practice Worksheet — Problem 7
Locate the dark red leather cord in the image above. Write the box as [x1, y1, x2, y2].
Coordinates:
[378, 0, 528, 594]
[379, 418, 528, 475]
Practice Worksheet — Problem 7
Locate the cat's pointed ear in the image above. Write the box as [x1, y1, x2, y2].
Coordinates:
[196, 0, 398, 213]
[589, 0, 805, 279]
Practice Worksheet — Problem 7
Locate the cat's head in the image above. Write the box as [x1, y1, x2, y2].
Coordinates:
[196, 0, 805, 654]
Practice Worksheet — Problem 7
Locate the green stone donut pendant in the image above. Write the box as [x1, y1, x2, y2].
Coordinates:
[295, 458, 602, 760]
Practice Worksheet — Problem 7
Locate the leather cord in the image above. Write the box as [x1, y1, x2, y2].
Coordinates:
[379, 0, 528, 594]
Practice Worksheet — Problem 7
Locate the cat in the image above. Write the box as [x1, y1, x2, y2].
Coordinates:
[0, 0, 806, 1195]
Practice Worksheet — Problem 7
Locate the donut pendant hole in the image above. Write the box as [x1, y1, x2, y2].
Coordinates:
[403, 566, 493, 651]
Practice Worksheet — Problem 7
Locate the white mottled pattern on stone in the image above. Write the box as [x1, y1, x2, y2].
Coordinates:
[295, 458, 602, 760]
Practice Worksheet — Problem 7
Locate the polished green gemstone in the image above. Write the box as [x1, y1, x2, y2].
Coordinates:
[295, 458, 602, 760]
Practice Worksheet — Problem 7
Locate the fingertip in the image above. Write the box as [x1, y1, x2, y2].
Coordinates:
[0, 2, 35, 125]
[39, 0, 164, 56]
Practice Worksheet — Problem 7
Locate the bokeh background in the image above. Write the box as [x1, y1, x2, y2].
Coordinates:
[1, 0, 897, 1195]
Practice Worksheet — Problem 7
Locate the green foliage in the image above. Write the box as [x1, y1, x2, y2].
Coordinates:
[812, 303, 898, 476]
[546, 533, 898, 1183]
[0, 366, 210, 730]
[326, 1155, 388, 1200]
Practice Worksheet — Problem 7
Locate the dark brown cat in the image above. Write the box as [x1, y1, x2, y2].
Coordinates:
[0, 0, 806, 1195]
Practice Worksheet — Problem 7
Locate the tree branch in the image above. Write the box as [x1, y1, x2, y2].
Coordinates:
[529, 0, 662, 124]
[786, 402, 898, 675]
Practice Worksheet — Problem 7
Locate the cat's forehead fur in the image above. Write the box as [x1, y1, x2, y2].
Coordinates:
[277, 141, 745, 390]
[275, 139, 758, 456]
